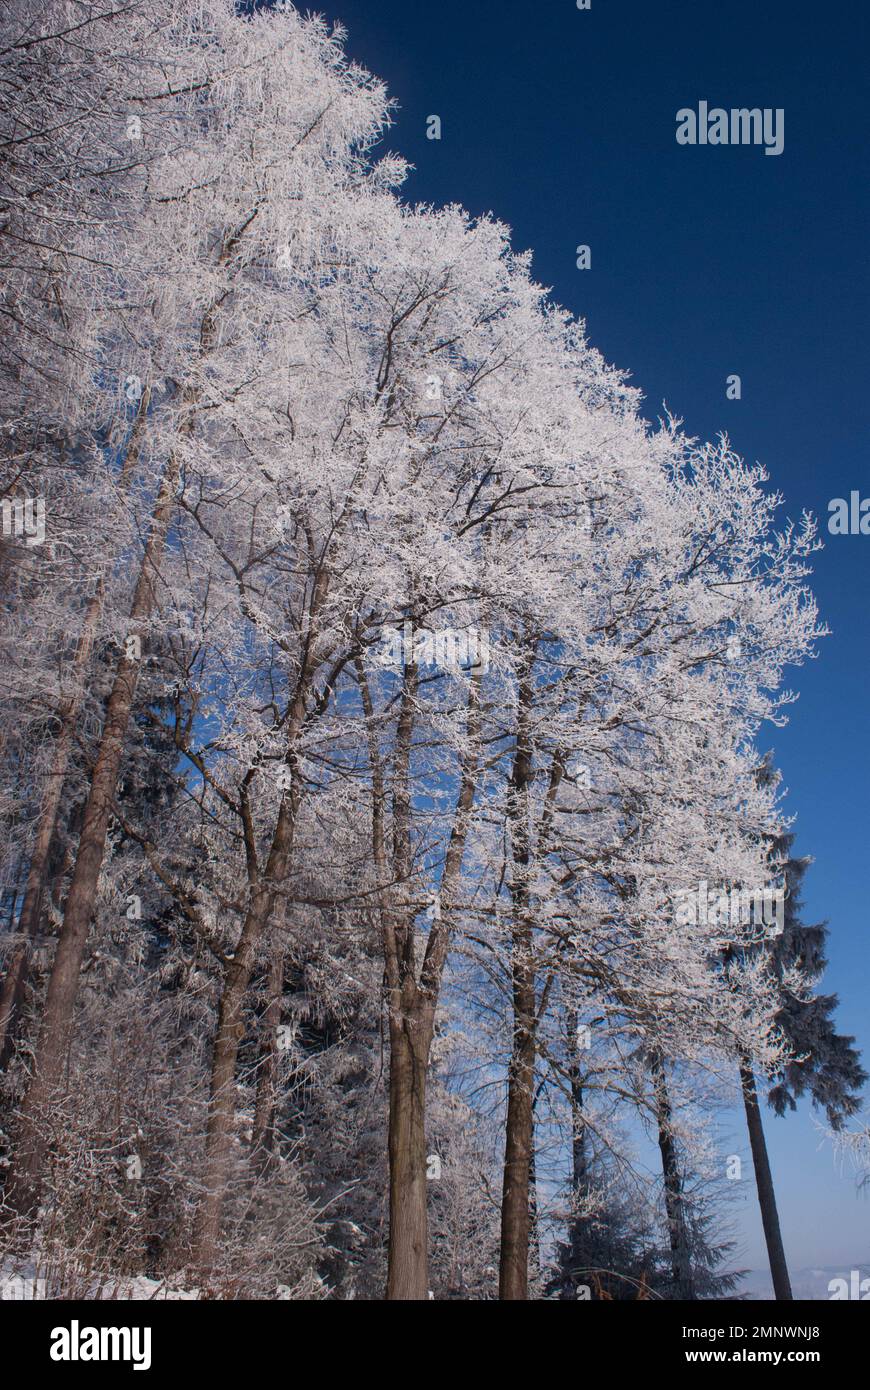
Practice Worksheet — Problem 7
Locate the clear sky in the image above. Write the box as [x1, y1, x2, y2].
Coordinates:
[273, 0, 869, 1278]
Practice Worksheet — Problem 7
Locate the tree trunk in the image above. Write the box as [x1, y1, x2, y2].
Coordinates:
[385, 996, 433, 1301]
[251, 937, 285, 1175]
[5, 451, 180, 1219]
[356, 650, 481, 1300]
[190, 553, 337, 1268]
[191, 910, 263, 1270]
[498, 645, 537, 1301]
[6, 227, 262, 1218]
[499, 933, 536, 1300]
[0, 590, 100, 1069]
[566, 1007, 588, 1197]
[740, 1057, 793, 1300]
[528, 1103, 541, 1288]
[563, 1008, 591, 1294]
[650, 1050, 695, 1300]
[382, 664, 431, 1301]
[191, 805, 297, 1271]
[0, 395, 151, 1068]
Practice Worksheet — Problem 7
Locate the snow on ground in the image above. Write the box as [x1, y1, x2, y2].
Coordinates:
[0, 1258, 199, 1300]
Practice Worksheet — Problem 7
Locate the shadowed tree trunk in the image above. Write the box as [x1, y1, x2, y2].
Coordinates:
[740, 1055, 793, 1300]
[190, 567, 335, 1271]
[357, 651, 481, 1299]
[497, 648, 566, 1301]
[528, 1090, 542, 1287]
[0, 746, 70, 1069]
[0, 395, 152, 1069]
[192, 884, 287, 1267]
[650, 1049, 695, 1300]
[251, 936, 286, 1175]
[4, 253, 247, 1219]
[499, 930, 536, 1299]
[499, 643, 538, 1300]
[358, 656, 429, 1300]
[560, 1006, 593, 1294]
[5, 443, 183, 1219]
[566, 1007, 589, 1198]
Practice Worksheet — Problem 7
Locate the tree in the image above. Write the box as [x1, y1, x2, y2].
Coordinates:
[731, 754, 865, 1300]
[4, 0, 396, 1224]
[0, 0, 839, 1306]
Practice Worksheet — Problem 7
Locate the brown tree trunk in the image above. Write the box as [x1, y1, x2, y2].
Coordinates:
[358, 657, 432, 1299]
[498, 646, 537, 1301]
[385, 995, 433, 1301]
[650, 1050, 695, 1300]
[382, 656, 430, 1301]
[528, 1095, 541, 1288]
[357, 649, 481, 1300]
[562, 1008, 591, 1293]
[191, 793, 298, 1270]
[0, 394, 151, 1068]
[190, 557, 335, 1270]
[499, 934, 536, 1299]
[740, 1057, 793, 1300]
[0, 594, 100, 1069]
[566, 1007, 588, 1197]
[5, 451, 180, 1218]
[251, 937, 285, 1174]
[6, 221, 275, 1222]
[192, 903, 266, 1269]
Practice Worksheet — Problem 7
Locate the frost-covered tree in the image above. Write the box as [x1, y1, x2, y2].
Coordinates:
[0, 0, 839, 1307]
[723, 754, 866, 1301]
[4, 0, 397, 1223]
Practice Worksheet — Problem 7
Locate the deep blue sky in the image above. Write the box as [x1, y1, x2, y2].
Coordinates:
[308, 0, 869, 1278]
